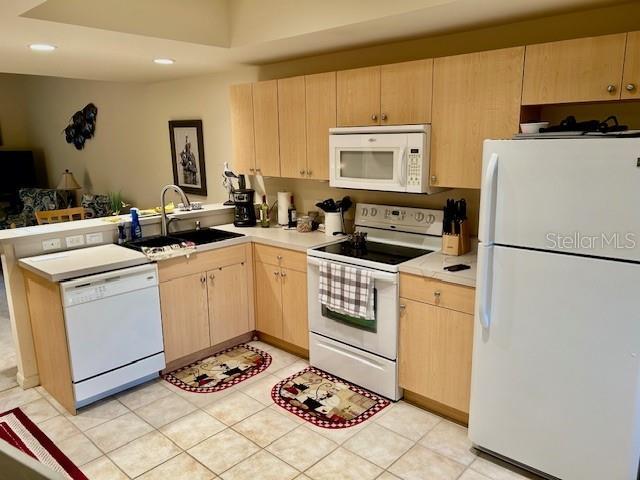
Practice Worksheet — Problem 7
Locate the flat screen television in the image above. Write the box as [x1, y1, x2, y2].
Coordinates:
[0, 151, 37, 211]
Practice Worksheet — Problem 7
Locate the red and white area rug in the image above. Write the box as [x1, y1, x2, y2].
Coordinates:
[0, 407, 88, 479]
[271, 367, 390, 429]
[163, 344, 272, 393]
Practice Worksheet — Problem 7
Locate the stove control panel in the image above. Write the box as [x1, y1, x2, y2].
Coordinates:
[355, 203, 444, 236]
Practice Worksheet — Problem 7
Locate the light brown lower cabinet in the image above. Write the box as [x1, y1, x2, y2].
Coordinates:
[399, 286, 474, 418]
[159, 272, 210, 363]
[158, 244, 254, 365]
[254, 244, 309, 351]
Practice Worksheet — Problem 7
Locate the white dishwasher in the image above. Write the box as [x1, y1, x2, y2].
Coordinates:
[61, 264, 165, 408]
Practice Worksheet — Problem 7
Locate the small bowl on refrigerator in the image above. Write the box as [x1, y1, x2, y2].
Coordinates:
[520, 122, 550, 134]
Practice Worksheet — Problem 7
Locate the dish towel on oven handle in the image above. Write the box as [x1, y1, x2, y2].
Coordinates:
[318, 260, 375, 321]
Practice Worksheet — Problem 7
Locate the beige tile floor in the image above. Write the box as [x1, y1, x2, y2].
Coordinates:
[0, 272, 18, 393]
[0, 340, 543, 480]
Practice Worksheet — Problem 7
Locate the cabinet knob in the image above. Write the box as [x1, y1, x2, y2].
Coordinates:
[273, 271, 280, 276]
[430, 175, 437, 183]
[209, 273, 215, 281]
[399, 304, 406, 310]
[307, 170, 312, 176]
[299, 169, 305, 175]
[249, 168, 255, 173]
[381, 113, 387, 121]
[607, 84, 616, 93]
[434, 290, 441, 302]
[200, 275, 206, 284]
[626, 83, 636, 92]
[277, 255, 283, 261]
[371, 114, 378, 121]
[280, 270, 287, 277]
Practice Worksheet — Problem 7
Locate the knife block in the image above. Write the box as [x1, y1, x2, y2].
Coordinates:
[442, 221, 470, 256]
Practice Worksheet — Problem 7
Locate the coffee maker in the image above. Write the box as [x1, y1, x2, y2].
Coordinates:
[233, 175, 257, 227]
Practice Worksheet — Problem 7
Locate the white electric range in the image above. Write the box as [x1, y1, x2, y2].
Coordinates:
[307, 203, 444, 400]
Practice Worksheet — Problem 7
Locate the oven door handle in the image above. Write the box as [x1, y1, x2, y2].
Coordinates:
[307, 256, 398, 284]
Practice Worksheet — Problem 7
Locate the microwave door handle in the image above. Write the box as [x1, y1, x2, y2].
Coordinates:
[399, 147, 407, 186]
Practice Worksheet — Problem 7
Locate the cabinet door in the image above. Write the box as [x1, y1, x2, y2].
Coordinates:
[159, 273, 210, 363]
[522, 34, 626, 105]
[281, 269, 309, 350]
[208, 263, 250, 346]
[399, 299, 473, 413]
[381, 59, 433, 125]
[278, 76, 307, 179]
[431, 47, 524, 189]
[622, 31, 640, 100]
[253, 80, 281, 176]
[337, 66, 381, 127]
[229, 83, 255, 175]
[254, 260, 283, 338]
[305, 72, 336, 180]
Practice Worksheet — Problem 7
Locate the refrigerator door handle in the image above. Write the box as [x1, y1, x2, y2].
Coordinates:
[478, 153, 499, 244]
[477, 244, 494, 329]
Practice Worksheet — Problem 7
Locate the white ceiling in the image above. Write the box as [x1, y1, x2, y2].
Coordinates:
[0, 0, 627, 82]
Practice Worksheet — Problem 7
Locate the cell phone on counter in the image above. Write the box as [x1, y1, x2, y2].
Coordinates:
[444, 264, 471, 272]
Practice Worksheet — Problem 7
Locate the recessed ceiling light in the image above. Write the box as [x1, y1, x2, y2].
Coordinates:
[153, 58, 175, 65]
[29, 43, 56, 52]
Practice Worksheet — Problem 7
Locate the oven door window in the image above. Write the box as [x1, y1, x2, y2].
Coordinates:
[321, 288, 377, 332]
[339, 151, 395, 180]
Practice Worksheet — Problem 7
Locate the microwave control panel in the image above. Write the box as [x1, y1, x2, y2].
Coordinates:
[407, 148, 423, 188]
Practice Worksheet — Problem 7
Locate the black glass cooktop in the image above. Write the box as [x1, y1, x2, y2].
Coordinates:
[315, 240, 432, 265]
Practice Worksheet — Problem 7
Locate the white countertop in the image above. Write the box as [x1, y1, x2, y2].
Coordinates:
[212, 224, 342, 252]
[398, 242, 477, 287]
[0, 203, 234, 243]
[19, 244, 151, 282]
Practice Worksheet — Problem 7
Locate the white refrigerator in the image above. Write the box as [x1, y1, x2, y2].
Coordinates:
[469, 139, 640, 480]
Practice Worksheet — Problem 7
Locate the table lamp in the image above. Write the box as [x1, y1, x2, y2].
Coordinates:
[57, 169, 81, 206]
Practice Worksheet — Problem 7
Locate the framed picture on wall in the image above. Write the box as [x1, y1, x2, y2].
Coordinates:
[168, 119, 207, 196]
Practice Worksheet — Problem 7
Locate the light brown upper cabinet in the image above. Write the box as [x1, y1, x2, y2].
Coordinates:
[380, 59, 433, 125]
[337, 61, 432, 126]
[278, 76, 307, 179]
[305, 72, 336, 180]
[431, 47, 524, 189]
[229, 83, 255, 175]
[622, 31, 640, 100]
[522, 34, 627, 105]
[252, 80, 281, 176]
[337, 66, 381, 126]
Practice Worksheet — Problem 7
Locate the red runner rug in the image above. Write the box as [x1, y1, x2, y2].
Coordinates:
[0, 407, 88, 479]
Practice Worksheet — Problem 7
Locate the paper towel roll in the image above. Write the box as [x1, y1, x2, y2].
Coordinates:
[277, 192, 292, 225]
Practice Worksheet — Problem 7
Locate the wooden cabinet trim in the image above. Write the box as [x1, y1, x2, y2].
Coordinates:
[253, 243, 307, 273]
[400, 273, 475, 315]
[158, 244, 247, 283]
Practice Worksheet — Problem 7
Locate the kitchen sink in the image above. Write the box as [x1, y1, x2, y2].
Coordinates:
[124, 229, 244, 251]
[172, 228, 244, 245]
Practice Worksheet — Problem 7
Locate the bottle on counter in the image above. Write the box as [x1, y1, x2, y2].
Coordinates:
[259, 195, 270, 228]
[287, 195, 297, 229]
[130, 207, 142, 240]
[117, 223, 127, 244]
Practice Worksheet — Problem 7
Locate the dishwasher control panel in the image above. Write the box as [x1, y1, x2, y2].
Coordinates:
[62, 265, 158, 307]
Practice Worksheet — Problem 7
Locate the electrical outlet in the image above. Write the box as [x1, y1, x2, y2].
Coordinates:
[42, 238, 61, 251]
[85, 232, 104, 245]
[65, 235, 85, 248]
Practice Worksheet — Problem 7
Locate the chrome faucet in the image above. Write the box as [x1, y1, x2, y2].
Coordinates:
[160, 185, 191, 236]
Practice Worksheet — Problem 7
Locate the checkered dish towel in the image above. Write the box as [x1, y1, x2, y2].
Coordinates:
[318, 261, 374, 320]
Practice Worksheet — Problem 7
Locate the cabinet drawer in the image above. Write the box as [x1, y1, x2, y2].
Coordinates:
[254, 244, 307, 273]
[400, 273, 475, 314]
[158, 244, 248, 283]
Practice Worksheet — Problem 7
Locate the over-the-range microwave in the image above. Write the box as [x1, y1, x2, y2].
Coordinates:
[329, 124, 442, 194]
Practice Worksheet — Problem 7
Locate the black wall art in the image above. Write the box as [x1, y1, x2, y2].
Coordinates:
[64, 103, 98, 150]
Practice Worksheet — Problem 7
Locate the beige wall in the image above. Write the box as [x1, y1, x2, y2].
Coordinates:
[23, 67, 258, 207]
[12, 1, 640, 228]
[0, 74, 29, 149]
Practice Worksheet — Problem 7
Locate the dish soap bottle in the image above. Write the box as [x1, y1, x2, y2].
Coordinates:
[130, 207, 142, 240]
[287, 195, 297, 229]
[259, 195, 270, 228]
[117, 223, 127, 245]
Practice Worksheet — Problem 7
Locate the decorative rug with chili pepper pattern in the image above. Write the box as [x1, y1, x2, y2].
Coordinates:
[271, 367, 390, 428]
